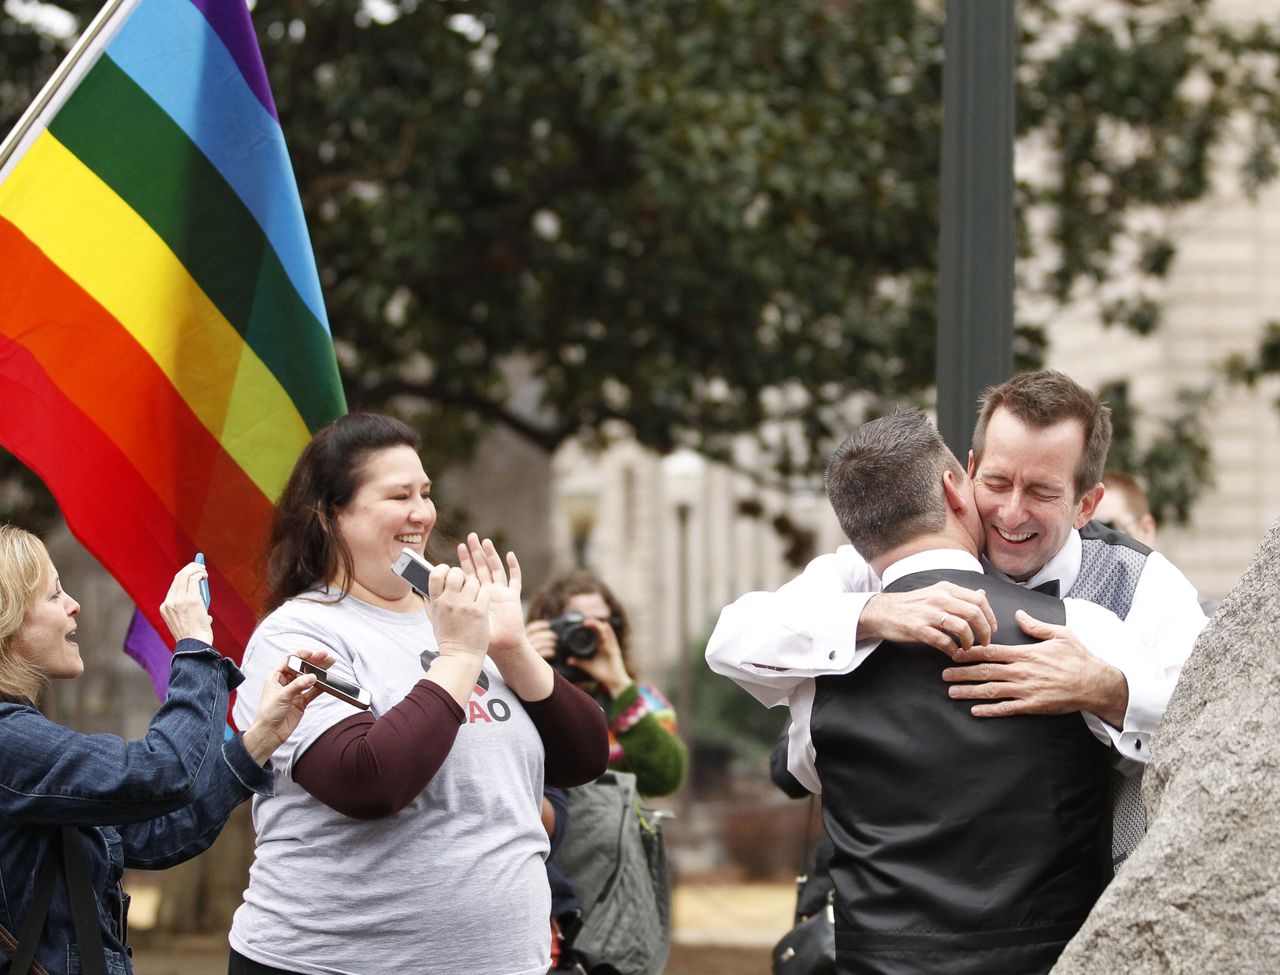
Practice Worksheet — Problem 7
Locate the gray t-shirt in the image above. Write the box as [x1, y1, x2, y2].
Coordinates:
[229, 590, 551, 975]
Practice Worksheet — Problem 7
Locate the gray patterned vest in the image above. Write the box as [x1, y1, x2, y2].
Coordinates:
[1068, 521, 1154, 869]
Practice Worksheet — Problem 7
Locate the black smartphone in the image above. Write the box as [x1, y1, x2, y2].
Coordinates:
[391, 547, 435, 598]
[284, 655, 372, 710]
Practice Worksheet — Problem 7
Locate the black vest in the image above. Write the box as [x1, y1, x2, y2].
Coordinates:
[811, 568, 1112, 975]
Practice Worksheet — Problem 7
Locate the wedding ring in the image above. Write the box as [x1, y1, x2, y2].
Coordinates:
[939, 613, 950, 629]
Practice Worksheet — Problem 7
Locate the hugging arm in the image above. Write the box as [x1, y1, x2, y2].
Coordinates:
[705, 547, 996, 708]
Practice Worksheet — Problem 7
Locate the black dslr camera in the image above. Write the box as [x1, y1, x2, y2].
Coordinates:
[548, 611, 600, 660]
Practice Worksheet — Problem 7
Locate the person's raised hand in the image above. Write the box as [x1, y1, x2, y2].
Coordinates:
[858, 582, 997, 657]
[241, 649, 333, 764]
[457, 533, 527, 656]
[160, 561, 214, 646]
[942, 611, 1127, 725]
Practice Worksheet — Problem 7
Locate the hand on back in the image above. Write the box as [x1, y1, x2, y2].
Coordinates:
[860, 582, 998, 658]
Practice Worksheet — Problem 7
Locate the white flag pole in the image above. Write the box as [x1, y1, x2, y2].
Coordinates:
[0, 0, 139, 179]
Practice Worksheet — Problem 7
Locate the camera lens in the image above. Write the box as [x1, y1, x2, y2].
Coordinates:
[565, 625, 598, 658]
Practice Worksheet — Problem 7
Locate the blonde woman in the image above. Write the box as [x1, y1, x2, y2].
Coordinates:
[0, 524, 325, 975]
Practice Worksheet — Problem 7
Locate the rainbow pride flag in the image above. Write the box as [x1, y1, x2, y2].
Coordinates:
[0, 0, 346, 688]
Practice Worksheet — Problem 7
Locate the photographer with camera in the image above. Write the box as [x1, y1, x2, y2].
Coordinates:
[527, 571, 686, 975]
[527, 571, 685, 797]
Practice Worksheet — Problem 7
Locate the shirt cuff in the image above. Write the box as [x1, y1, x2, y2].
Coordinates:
[607, 683, 649, 735]
[222, 736, 277, 797]
[1114, 657, 1168, 763]
[1081, 657, 1164, 766]
[737, 592, 878, 678]
[172, 638, 245, 690]
[519, 669, 571, 713]
[172, 638, 217, 659]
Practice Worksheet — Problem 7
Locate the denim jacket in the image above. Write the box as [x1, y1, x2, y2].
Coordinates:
[0, 640, 274, 975]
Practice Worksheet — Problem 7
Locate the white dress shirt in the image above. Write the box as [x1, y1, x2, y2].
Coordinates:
[706, 532, 1206, 791]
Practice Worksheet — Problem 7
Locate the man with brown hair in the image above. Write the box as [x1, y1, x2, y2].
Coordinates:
[708, 369, 1207, 868]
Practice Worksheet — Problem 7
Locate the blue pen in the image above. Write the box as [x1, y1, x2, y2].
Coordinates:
[194, 552, 211, 609]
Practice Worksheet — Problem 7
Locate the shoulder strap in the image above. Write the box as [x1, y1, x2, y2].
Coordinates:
[60, 827, 109, 975]
[9, 831, 63, 975]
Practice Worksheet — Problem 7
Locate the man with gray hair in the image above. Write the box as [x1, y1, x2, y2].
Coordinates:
[726, 410, 1144, 974]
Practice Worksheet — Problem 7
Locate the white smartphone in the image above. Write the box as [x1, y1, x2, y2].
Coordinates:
[391, 547, 435, 597]
[284, 655, 372, 710]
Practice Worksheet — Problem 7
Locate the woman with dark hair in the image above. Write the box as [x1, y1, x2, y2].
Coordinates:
[227, 413, 608, 975]
[527, 571, 685, 798]
[0, 524, 322, 975]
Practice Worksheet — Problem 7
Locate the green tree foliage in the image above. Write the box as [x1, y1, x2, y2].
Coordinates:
[4, 0, 1279, 492]
[1100, 381, 1214, 525]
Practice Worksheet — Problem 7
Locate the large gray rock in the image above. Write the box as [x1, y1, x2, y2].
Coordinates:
[1053, 519, 1280, 973]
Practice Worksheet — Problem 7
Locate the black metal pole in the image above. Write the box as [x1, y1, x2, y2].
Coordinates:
[936, 0, 1017, 458]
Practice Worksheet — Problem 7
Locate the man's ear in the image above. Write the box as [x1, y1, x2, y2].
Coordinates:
[942, 469, 969, 515]
[1074, 482, 1105, 528]
[966, 449, 976, 478]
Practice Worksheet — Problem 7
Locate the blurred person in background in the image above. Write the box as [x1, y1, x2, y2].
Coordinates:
[1094, 471, 1157, 547]
[528, 570, 686, 974]
[0, 523, 322, 975]
[527, 571, 685, 798]
[228, 413, 607, 975]
[1095, 470, 1217, 616]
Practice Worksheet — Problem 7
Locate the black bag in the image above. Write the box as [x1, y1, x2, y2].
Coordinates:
[771, 892, 835, 975]
[771, 798, 836, 975]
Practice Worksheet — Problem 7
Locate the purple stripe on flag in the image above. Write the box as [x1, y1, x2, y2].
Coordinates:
[123, 606, 173, 700]
[186, 0, 278, 121]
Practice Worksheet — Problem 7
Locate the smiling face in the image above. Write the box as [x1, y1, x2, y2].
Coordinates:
[11, 560, 83, 681]
[334, 444, 436, 607]
[968, 407, 1103, 581]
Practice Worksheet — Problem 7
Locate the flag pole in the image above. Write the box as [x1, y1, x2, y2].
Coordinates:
[0, 0, 136, 175]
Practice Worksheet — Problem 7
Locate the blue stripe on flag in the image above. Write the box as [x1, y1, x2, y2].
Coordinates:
[105, 0, 329, 330]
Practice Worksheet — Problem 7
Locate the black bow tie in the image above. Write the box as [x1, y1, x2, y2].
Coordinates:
[1031, 579, 1060, 597]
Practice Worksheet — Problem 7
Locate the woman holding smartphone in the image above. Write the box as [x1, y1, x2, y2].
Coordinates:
[0, 524, 323, 975]
[228, 413, 608, 975]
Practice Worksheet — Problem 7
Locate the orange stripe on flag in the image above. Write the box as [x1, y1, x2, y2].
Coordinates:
[0, 332, 259, 656]
[0, 215, 274, 616]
